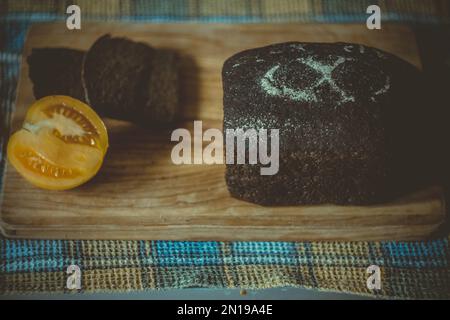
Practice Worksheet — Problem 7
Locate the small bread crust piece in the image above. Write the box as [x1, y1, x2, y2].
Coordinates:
[222, 42, 424, 205]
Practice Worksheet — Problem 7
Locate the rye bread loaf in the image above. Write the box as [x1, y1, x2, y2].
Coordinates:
[82, 34, 179, 125]
[27, 48, 86, 102]
[222, 42, 424, 205]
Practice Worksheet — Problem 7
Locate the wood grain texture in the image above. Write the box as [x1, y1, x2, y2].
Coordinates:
[0, 22, 445, 241]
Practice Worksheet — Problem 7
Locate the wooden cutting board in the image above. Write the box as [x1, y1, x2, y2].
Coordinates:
[0, 22, 446, 241]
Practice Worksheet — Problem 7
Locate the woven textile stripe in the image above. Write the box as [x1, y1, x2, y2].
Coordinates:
[1, 0, 449, 23]
[1, 240, 449, 297]
[0, 0, 450, 298]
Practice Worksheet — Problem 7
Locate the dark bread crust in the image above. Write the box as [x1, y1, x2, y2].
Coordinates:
[222, 42, 424, 205]
[27, 48, 86, 102]
[145, 49, 180, 124]
[82, 34, 179, 125]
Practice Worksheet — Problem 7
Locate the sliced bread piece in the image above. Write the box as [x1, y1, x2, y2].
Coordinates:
[27, 48, 86, 102]
[82, 34, 179, 125]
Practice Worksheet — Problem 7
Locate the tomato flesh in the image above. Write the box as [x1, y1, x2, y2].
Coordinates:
[15, 147, 81, 178]
[7, 95, 108, 190]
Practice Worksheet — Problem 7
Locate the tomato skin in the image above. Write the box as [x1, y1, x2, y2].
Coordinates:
[7, 95, 108, 190]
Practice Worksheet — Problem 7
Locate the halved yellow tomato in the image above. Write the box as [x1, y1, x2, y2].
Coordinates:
[7, 95, 108, 190]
